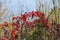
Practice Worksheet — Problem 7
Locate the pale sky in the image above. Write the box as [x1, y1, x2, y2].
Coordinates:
[0, 0, 59, 22]
[0, 0, 54, 15]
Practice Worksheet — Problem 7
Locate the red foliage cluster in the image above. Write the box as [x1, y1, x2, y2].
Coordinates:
[22, 11, 51, 28]
[0, 11, 52, 40]
[0, 11, 51, 39]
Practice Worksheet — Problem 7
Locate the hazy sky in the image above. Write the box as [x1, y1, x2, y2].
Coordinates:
[0, 0, 54, 16]
[0, 0, 59, 22]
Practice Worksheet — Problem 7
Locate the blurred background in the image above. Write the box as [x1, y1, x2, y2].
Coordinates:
[0, 0, 60, 40]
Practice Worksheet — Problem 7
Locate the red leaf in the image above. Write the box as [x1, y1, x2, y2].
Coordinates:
[13, 17, 17, 20]
[22, 15, 27, 21]
[12, 29, 18, 37]
[27, 22, 33, 28]
[35, 11, 45, 17]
